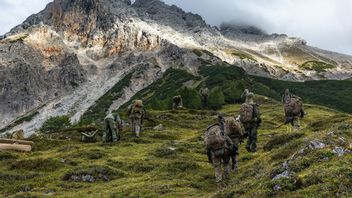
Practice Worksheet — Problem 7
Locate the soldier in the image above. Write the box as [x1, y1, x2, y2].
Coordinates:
[172, 95, 183, 110]
[282, 89, 306, 131]
[199, 83, 209, 109]
[128, 100, 146, 138]
[205, 116, 233, 189]
[239, 92, 261, 152]
[224, 116, 244, 172]
[103, 110, 122, 143]
[241, 89, 250, 101]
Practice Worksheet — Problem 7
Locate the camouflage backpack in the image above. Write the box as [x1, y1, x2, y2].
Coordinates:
[200, 88, 209, 97]
[132, 100, 144, 115]
[204, 124, 226, 151]
[240, 103, 254, 123]
[173, 96, 181, 104]
[284, 97, 302, 117]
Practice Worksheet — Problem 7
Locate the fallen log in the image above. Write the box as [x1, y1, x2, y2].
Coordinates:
[0, 143, 32, 152]
[0, 138, 34, 146]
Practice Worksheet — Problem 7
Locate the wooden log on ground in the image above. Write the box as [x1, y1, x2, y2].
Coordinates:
[0, 143, 32, 152]
[0, 138, 34, 146]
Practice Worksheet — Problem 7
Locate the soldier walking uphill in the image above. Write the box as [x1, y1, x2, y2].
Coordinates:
[199, 83, 209, 109]
[205, 115, 234, 189]
[282, 89, 306, 131]
[172, 95, 183, 110]
[103, 110, 122, 143]
[128, 100, 146, 138]
[239, 92, 261, 152]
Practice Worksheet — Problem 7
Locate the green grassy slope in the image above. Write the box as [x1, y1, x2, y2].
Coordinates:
[1, 97, 351, 197]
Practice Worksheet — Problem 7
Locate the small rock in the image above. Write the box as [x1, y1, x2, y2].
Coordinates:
[153, 124, 164, 131]
[18, 185, 31, 192]
[333, 147, 345, 157]
[102, 175, 110, 181]
[272, 170, 289, 181]
[168, 147, 176, 151]
[82, 175, 95, 183]
[273, 184, 281, 191]
[309, 140, 325, 149]
[327, 131, 335, 136]
[338, 137, 346, 144]
[70, 175, 81, 182]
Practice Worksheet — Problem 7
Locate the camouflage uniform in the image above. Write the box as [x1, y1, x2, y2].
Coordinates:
[241, 93, 261, 152]
[199, 85, 209, 109]
[210, 133, 233, 188]
[282, 89, 305, 130]
[206, 118, 234, 188]
[128, 101, 146, 138]
[225, 118, 244, 172]
[103, 113, 121, 143]
[172, 95, 183, 110]
[241, 89, 250, 101]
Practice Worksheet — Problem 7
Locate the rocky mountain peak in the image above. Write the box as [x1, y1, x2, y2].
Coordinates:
[133, 0, 208, 31]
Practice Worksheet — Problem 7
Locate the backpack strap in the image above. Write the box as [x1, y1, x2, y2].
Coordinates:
[206, 123, 219, 131]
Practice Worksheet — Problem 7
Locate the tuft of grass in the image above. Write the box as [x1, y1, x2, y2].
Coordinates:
[11, 158, 62, 172]
[264, 133, 304, 151]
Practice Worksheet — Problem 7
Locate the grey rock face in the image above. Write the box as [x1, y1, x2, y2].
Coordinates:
[133, 0, 207, 31]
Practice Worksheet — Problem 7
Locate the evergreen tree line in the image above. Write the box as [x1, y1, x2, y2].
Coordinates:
[147, 80, 245, 110]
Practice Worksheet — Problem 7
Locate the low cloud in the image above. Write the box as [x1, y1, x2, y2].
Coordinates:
[163, 0, 352, 55]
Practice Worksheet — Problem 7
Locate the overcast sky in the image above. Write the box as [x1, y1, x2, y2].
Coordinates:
[0, 0, 351, 55]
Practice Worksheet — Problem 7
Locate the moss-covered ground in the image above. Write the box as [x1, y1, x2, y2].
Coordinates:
[1, 96, 351, 197]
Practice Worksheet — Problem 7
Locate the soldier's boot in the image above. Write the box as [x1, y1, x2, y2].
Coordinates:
[245, 141, 251, 152]
[224, 162, 231, 180]
[135, 125, 141, 138]
[233, 155, 239, 173]
[249, 130, 257, 152]
[112, 132, 118, 142]
[293, 117, 300, 131]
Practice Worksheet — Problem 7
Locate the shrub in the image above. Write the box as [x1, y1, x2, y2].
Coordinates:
[223, 81, 244, 103]
[208, 87, 225, 110]
[179, 87, 201, 109]
[40, 116, 71, 133]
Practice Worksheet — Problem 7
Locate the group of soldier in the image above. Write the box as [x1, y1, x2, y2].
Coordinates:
[205, 88, 306, 189]
[100, 83, 305, 189]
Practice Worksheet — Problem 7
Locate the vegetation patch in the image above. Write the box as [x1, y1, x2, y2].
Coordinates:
[62, 165, 126, 182]
[164, 161, 199, 173]
[40, 115, 71, 133]
[264, 133, 304, 151]
[0, 172, 38, 182]
[68, 149, 106, 160]
[153, 147, 177, 158]
[80, 72, 133, 125]
[301, 61, 335, 73]
[232, 52, 256, 61]
[121, 68, 199, 110]
[192, 49, 203, 57]
[11, 158, 62, 172]
[0, 151, 17, 161]
[8, 33, 29, 43]
[0, 111, 39, 133]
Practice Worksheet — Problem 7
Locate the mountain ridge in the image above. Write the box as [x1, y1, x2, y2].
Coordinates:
[1, 0, 352, 135]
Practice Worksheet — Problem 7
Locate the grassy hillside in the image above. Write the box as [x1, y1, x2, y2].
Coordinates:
[1, 97, 351, 197]
[2, 63, 352, 197]
[124, 63, 352, 114]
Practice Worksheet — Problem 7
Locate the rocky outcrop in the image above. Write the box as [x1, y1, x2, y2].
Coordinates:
[1, 0, 352, 134]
